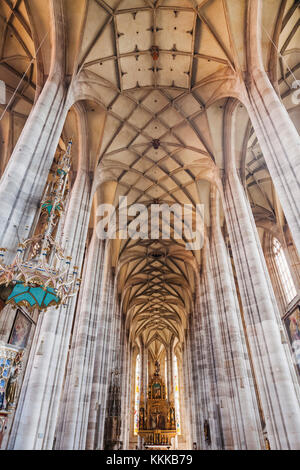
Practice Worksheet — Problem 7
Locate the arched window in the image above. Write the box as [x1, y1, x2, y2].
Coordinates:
[134, 354, 141, 435]
[273, 237, 297, 304]
[173, 354, 181, 435]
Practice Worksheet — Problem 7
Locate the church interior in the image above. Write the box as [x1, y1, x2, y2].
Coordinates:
[0, 0, 299, 450]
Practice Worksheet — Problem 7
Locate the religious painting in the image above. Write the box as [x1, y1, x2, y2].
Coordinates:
[152, 382, 161, 399]
[8, 310, 32, 349]
[285, 307, 300, 375]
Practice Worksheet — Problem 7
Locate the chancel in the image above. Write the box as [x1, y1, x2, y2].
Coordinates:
[137, 359, 177, 449]
[0, 0, 299, 451]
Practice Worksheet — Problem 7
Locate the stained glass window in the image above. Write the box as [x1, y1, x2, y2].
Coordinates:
[273, 238, 297, 304]
[134, 353, 141, 435]
[173, 354, 181, 435]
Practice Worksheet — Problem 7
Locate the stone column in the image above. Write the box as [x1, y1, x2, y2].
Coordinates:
[176, 352, 189, 449]
[0, 0, 70, 260]
[8, 129, 91, 449]
[103, 293, 125, 450]
[184, 328, 197, 447]
[199, 240, 236, 449]
[222, 107, 300, 447]
[181, 342, 192, 449]
[138, 340, 147, 407]
[166, 343, 173, 402]
[55, 236, 108, 449]
[189, 291, 206, 449]
[245, 0, 300, 254]
[120, 330, 131, 449]
[85, 266, 115, 450]
[92, 276, 117, 450]
[210, 185, 263, 449]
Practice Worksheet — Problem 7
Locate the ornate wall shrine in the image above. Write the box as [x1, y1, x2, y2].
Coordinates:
[0, 140, 80, 447]
[137, 362, 176, 449]
[0, 343, 23, 447]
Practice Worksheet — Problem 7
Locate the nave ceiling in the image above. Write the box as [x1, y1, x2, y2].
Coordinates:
[0, 0, 299, 348]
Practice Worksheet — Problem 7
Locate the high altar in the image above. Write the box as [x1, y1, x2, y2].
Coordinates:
[137, 361, 176, 449]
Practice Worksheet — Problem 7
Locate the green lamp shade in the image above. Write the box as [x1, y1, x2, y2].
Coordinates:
[7, 281, 61, 310]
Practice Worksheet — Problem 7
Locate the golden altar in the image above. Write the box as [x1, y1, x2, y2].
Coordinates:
[137, 365, 176, 449]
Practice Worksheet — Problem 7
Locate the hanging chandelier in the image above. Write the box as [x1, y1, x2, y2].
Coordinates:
[0, 140, 81, 312]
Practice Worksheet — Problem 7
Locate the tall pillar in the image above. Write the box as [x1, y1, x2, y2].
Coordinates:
[120, 330, 131, 449]
[176, 351, 189, 449]
[222, 103, 300, 447]
[103, 292, 125, 450]
[184, 328, 197, 448]
[182, 341, 193, 449]
[199, 241, 235, 449]
[8, 161, 91, 449]
[187, 311, 203, 448]
[210, 185, 263, 449]
[190, 290, 206, 449]
[166, 343, 173, 402]
[245, 0, 300, 254]
[0, 0, 69, 260]
[139, 341, 148, 404]
[55, 235, 107, 449]
[92, 275, 117, 450]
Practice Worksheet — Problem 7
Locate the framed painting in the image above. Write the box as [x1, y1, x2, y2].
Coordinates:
[8, 309, 32, 349]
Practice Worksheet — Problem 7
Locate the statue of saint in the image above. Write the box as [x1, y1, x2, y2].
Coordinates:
[139, 407, 145, 429]
[170, 407, 175, 427]
[5, 351, 23, 410]
[150, 413, 156, 430]
[154, 360, 160, 376]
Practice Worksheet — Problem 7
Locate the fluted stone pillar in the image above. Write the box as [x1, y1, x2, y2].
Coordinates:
[8, 151, 91, 450]
[108, 306, 126, 450]
[120, 331, 131, 449]
[85, 266, 115, 450]
[182, 341, 193, 449]
[245, 0, 300, 254]
[176, 352, 189, 449]
[103, 293, 125, 450]
[91, 276, 117, 450]
[55, 235, 107, 449]
[210, 185, 263, 449]
[139, 341, 147, 405]
[187, 311, 202, 447]
[116, 319, 128, 451]
[0, 77, 69, 260]
[0, 0, 70, 260]
[200, 240, 237, 449]
[222, 162, 300, 448]
[185, 328, 198, 446]
[166, 344, 173, 401]
[190, 290, 207, 449]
